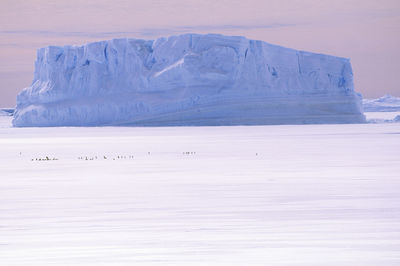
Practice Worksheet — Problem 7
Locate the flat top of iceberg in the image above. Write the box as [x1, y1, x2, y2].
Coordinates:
[49, 33, 350, 62]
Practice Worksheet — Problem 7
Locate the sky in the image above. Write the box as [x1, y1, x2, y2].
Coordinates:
[0, 0, 399, 107]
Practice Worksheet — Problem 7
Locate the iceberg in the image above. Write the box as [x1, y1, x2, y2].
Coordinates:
[0, 108, 14, 116]
[363, 95, 400, 112]
[12, 33, 365, 127]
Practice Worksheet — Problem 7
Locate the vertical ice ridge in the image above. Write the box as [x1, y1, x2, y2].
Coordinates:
[297, 53, 302, 75]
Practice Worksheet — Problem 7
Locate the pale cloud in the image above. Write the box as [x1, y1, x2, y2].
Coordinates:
[0, 23, 295, 39]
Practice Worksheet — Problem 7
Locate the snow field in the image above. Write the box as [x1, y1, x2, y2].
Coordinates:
[0, 123, 399, 265]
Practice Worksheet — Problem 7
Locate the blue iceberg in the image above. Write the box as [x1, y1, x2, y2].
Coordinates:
[13, 33, 365, 127]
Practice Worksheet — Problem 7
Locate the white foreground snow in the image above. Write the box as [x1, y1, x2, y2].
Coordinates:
[1, 124, 400, 265]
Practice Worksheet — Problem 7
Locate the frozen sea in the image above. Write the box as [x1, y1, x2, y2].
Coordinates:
[0, 115, 399, 265]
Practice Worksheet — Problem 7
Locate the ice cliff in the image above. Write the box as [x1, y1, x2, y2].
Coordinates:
[13, 33, 365, 127]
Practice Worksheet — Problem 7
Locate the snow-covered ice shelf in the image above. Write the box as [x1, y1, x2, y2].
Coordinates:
[1, 124, 399, 265]
[364, 111, 400, 123]
[0, 116, 12, 128]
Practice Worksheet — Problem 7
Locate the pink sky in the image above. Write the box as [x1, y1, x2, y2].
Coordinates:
[0, 0, 399, 107]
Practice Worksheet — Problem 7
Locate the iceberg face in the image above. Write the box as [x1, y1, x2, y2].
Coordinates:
[12, 34, 365, 127]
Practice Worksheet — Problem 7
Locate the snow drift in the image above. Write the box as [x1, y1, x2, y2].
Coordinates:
[13, 34, 365, 127]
